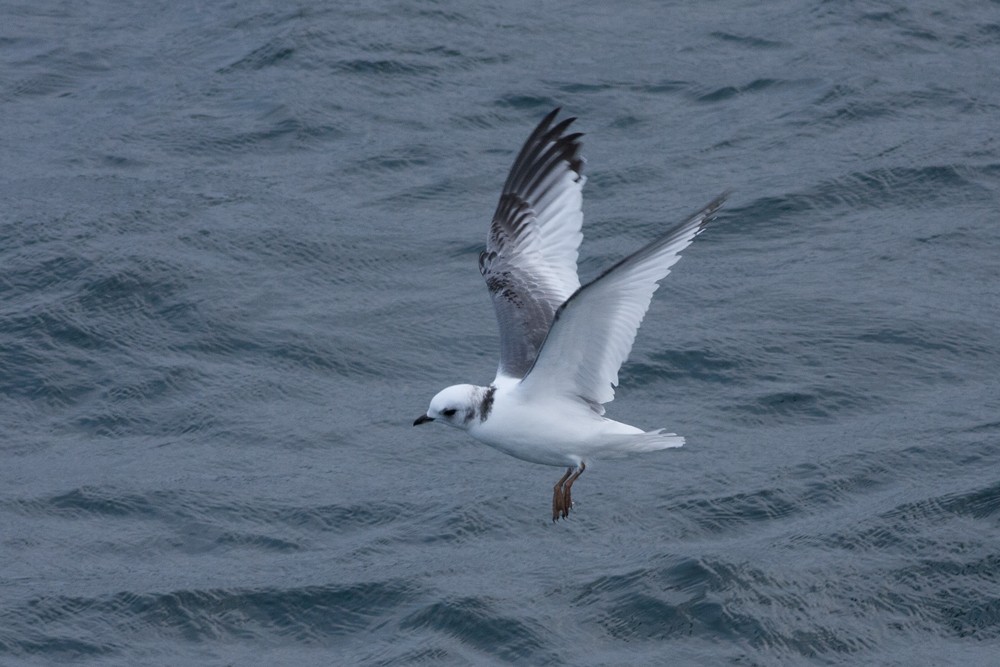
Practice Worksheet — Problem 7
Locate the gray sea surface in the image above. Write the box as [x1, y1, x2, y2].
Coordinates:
[2, 0, 999, 665]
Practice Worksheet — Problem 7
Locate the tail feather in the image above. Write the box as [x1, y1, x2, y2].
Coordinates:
[594, 429, 685, 458]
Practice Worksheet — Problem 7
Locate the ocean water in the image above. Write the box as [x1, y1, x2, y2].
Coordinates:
[2, 0, 999, 664]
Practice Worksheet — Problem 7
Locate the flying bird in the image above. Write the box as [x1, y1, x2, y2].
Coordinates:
[414, 108, 727, 521]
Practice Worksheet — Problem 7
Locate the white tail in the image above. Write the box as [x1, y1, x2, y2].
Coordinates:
[593, 430, 685, 458]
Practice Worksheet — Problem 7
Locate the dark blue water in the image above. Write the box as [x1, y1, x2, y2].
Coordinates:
[3, 0, 999, 664]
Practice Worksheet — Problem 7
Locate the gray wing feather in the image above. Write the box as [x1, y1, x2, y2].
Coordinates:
[518, 193, 729, 408]
[479, 109, 586, 379]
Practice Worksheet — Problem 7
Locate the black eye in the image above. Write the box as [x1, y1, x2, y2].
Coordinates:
[441, 408, 457, 417]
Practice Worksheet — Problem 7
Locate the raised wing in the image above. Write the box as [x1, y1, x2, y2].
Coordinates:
[516, 193, 729, 409]
[479, 109, 586, 380]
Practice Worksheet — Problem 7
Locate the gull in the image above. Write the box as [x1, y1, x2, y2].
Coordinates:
[414, 108, 727, 521]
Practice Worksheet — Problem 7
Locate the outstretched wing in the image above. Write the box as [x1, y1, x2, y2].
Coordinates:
[516, 193, 729, 409]
[479, 108, 586, 381]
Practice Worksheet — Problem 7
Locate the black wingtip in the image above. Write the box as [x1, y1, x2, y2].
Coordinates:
[679, 191, 729, 237]
[700, 191, 732, 227]
[499, 108, 585, 198]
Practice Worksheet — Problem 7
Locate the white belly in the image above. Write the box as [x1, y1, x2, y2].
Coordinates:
[466, 391, 644, 467]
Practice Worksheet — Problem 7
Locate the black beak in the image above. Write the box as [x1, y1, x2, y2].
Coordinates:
[413, 414, 434, 426]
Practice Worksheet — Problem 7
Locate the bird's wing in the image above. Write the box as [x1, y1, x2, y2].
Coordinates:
[479, 108, 586, 380]
[515, 193, 728, 410]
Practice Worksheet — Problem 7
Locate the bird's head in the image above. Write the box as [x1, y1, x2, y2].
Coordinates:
[414, 384, 479, 430]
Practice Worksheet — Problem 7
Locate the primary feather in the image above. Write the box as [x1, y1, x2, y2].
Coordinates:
[518, 193, 728, 408]
[479, 108, 586, 379]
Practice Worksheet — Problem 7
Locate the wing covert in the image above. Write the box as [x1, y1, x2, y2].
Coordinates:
[480, 109, 586, 380]
[517, 193, 729, 408]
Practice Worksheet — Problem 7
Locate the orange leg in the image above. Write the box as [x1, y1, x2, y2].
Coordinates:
[552, 467, 573, 521]
[561, 462, 586, 519]
[552, 462, 586, 521]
